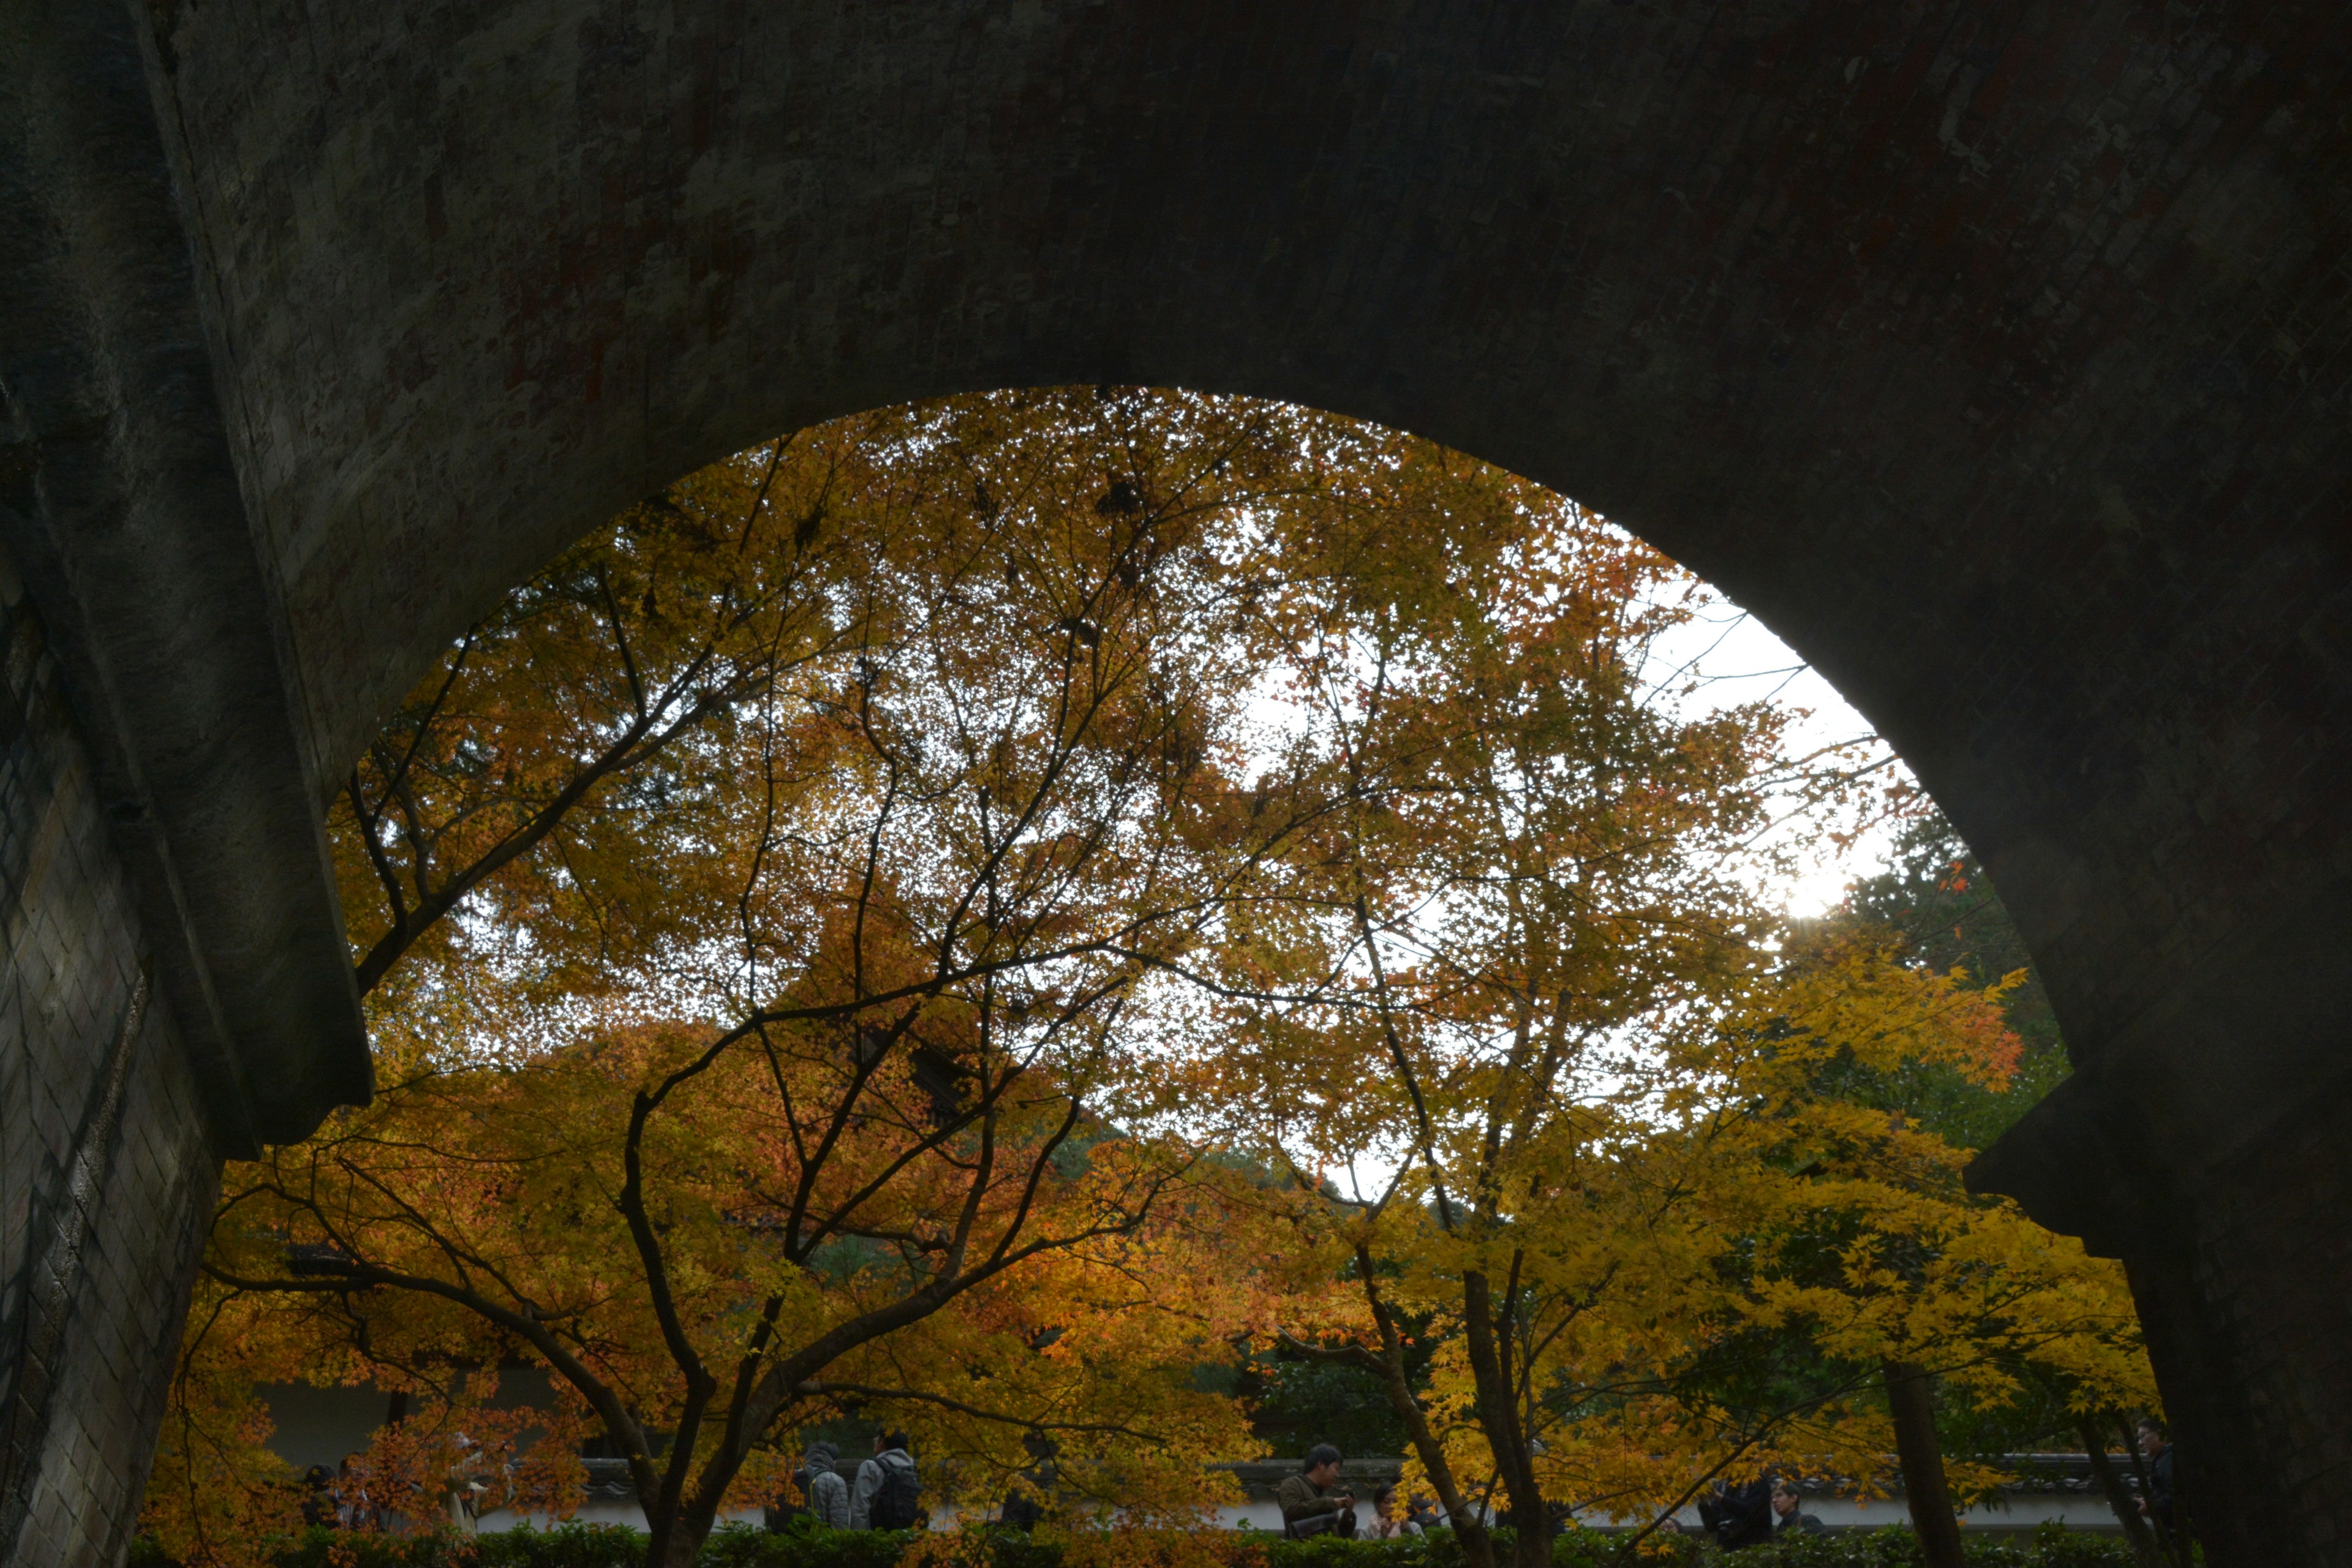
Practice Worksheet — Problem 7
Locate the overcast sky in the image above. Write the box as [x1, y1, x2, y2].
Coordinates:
[1636, 585, 1909, 918]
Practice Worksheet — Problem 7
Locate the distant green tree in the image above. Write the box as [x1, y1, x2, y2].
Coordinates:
[1238, 1342, 1429, 1459]
[1807, 812, 2162, 1563]
[1242, 1354, 1398, 1456]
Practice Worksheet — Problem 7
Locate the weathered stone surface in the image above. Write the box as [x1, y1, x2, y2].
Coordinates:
[132, 0, 2352, 1132]
[0, 552, 222, 1567]
[5, 0, 2352, 1559]
[0, 0, 370, 1152]
[2125, 1078, 2352, 1566]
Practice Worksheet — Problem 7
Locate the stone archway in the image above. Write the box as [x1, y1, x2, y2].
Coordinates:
[6, 2, 2352, 1562]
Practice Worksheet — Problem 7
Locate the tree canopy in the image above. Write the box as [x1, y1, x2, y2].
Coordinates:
[143, 390, 2152, 1568]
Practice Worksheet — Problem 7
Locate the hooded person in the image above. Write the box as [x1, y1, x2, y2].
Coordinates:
[801, 1442, 851, 1529]
[850, 1430, 923, 1531]
[1000, 1431, 1058, 1532]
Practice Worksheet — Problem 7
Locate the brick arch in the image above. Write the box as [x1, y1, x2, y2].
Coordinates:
[7, 1, 2352, 1561]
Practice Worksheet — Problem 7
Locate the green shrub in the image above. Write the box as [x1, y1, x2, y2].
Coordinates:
[1550, 1525, 1695, 1568]
[1717, 1523, 2139, 1567]
[696, 1520, 929, 1568]
[267, 1523, 484, 1566]
[131, 1517, 2143, 1568]
[475, 1523, 657, 1568]
[1258, 1532, 1466, 1568]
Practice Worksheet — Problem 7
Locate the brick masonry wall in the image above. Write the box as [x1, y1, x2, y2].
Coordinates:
[0, 543, 222, 1567]
[2122, 1075, 2352, 1567]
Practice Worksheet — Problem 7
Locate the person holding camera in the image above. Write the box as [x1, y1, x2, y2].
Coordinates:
[1277, 1446, 1359, 1538]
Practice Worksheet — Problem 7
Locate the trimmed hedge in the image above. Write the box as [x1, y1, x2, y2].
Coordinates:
[136, 1518, 2145, 1568]
[1711, 1527, 2146, 1567]
[1150, 1528, 2144, 1568]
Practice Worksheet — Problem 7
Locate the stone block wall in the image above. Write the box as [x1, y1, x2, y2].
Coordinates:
[0, 544, 221, 1567]
[2124, 1073, 2352, 1567]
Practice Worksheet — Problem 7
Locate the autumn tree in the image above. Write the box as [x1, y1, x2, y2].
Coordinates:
[1836, 813, 2166, 1562]
[1699, 926, 2149, 1566]
[1191, 472, 1820, 1568]
[144, 388, 2155, 1568]
[1199, 485, 2152, 1566]
[159, 390, 1706, 1567]
[166, 390, 1370, 1566]
[1762, 835, 2163, 1568]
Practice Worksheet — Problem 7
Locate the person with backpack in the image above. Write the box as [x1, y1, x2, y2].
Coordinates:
[851, 1430, 924, 1531]
[298, 1464, 337, 1527]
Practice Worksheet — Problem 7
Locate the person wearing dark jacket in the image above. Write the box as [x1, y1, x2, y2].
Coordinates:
[851, 1431, 922, 1530]
[1000, 1482, 1045, 1533]
[1275, 1446, 1358, 1538]
[2138, 1417, 2177, 1533]
[1771, 1481, 1826, 1537]
[1000, 1433, 1057, 1532]
[1696, 1476, 1776, 1550]
[299, 1466, 337, 1528]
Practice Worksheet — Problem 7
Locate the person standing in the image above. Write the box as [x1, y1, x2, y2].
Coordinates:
[1365, 1483, 1422, 1539]
[1697, 1475, 1775, 1550]
[851, 1430, 924, 1531]
[331, 1454, 377, 1532]
[1770, 1480, 1825, 1537]
[298, 1465, 336, 1528]
[1000, 1432, 1058, 1532]
[800, 1442, 851, 1529]
[1276, 1446, 1358, 1539]
[2137, 1417, 2177, 1537]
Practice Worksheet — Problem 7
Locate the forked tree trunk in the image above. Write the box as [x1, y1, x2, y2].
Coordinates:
[646, 1488, 724, 1568]
[1461, 1271, 1551, 1568]
[1883, 1360, 1964, 1568]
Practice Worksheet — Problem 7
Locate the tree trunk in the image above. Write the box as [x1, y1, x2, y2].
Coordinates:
[647, 1517, 706, 1568]
[644, 1489, 725, 1568]
[2075, 1415, 2164, 1567]
[1882, 1360, 1964, 1568]
[1369, 1359, 1496, 1568]
[1349, 1258, 1495, 1568]
[1462, 1270, 1550, 1568]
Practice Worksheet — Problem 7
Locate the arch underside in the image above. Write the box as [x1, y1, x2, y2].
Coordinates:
[7, 2, 2352, 1559]
[163, 0, 2352, 1175]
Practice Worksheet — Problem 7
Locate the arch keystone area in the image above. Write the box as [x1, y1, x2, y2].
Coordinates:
[6, 3, 2352, 1562]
